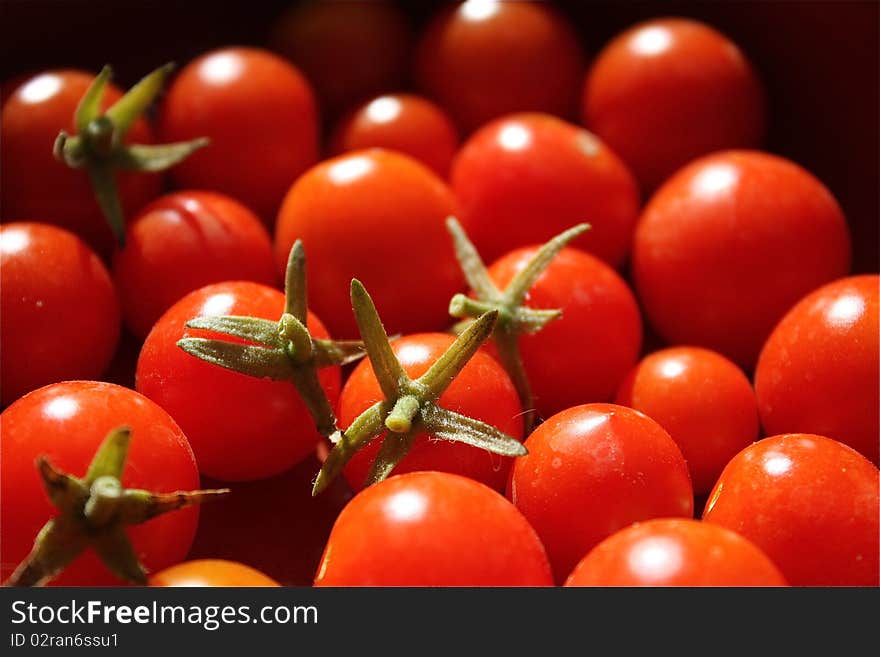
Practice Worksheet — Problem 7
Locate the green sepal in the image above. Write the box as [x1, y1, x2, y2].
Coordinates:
[92, 527, 147, 585]
[111, 139, 210, 172]
[363, 430, 418, 487]
[350, 279, 407, 400]
[421, 403, 526, 457]
[86, 160, 126, 247]
[185, 315, 283, 348]
[74, 65, 112, 134]
[177, 338, 297, 381]
[105, 62, 174, 142]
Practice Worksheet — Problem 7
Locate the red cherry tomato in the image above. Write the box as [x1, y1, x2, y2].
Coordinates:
[415, 0, 586, 133]
[328, 94, 459, 177]
[703, 433, 879, 586]
[583, 18, 765, 191]
[159, 47, 318, 222]
[149, 559, 279, 587]
[135, 282, 340, 482]
[615, 346, 759, 494]
[0, 381, 200, 586]
[274, 149, 463, 339]
[508, 403, 693, 581]
[755, 275, 878, 464]
[1, 70, 160, 256]
[112, 190, 278, 339]
[633, 150, 851, 368]
[315, 471, 553, 586]
[452, 113, 640, 267]
[564, 518, 787, 587]
[338, 333, 523, 492]
[1, 223, 120, 407]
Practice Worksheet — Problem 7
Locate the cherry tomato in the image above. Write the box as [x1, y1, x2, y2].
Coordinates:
[112, 190, 278, 339]
[564, 518, 787, 587]
[1, 70, 160, 256]
[328, 94, 459, 177]
[149, 559, 279, 587]
[315, 471, 553, 586]
[274, 149, 463, 339]
[338, 333, 523, 492]
[633, 150, 851, 368]
[583, 18, 765, 191]
[451, 113, 640, 267]
[0, 381, 200, 586]
[486, 245, 642, 418]
[615, 346, 759, 494]
[135, 282, 340, 482]
[703, 433, 879, 586]
[755, 275, 878, 464]
[508, 403, 693, 582]
[1, 223, 120, 407]
[158, 47, 318, 222]
[414, 0, 585, 133]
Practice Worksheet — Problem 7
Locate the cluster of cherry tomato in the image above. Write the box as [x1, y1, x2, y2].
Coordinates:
[1, 0, 878, 589]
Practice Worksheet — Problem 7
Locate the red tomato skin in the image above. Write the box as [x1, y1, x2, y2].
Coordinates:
[508, 403, 694, 582]
[112, 190, 278, 339]
[583, 18, 765, 191]
[0, 381, 200, 586]
[135, 281, 340, 482]
[1, 223, 121, 407]
[1, 70, 161, 256]
[755, 275, 879, 464]
[338, 333, 523, 492]
[149, 559, 279, 587]
[486, 245, 642, 418]
[703, 433, 879, 587]
[564, 518, 787, 587]
[633, 150, 851, 368]
[615, 346, 760, 494]
[451, 113, 640, 268]
[158, 47, 318, 223]
[315, 471, 553, 586]
[274, 149, 463, 339]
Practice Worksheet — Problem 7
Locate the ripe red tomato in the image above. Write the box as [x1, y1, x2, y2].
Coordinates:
[583, 18, 765, 191]
[338, 333, 523, 492]
[135, 281, 340, 482]
[314, 471, 553, 586]
[274, 149, 463, 339]
[564, 518, 787, 587]
[1, 70, 160, 256]
[451, 113, 640, 267]
[615, 346, 759, 494]
[1, 223, 120, 407]
[704, 433, 879, 586]
[755, 276, 878, 464]
[112, 190, 278, 339]
[414, 0, 585, 133]
[0, 381, 200, 586]
[149, 559, 279, 587]
[633, 150, 851, 368]
[328, 93, 459, 177]
[158, 47, 318, 222]
[508, 403, 693, 582]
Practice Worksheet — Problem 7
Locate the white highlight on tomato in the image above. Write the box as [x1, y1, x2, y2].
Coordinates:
[763, 453, 793, 477]
[691, 163, 739, 198]
[630, 26, 673, 57]
[628, 536, 683, 581]
[365, 96, 403, 124]
[0, 227, 31, 255]
[45, 396, 79, 420]
[826, 294, 865, 328]
[328, 155, 374, 185]
[200, 292, 236, 318]
[200, 52, 244, 85]
[386, 490, 427, 523]
[498, 124, 531, 151]
[460, 0, 501, 22]
[19, 74, 62, 104]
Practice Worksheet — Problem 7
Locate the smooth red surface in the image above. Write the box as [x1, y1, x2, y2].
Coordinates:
[149, 559, 280, 587]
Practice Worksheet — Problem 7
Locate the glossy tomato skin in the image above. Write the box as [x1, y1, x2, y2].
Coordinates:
[315, 471, 553, 586]
[414, 1, 586, 133]
[508, 403, 693, 582]
[633, 150, 851, 369]
[755, 275, 879, 463]
[452, 113, 640, 267]
[338, 333, 523, 492]
[112, 190, 278, 339]
[274, 149, 463, 339]
[487, 246, 642, 418]
[564, 518, 787, 587]
[615, 346, 759, 494]
[1, 70, 161, 256]
[583, 18, 765, 191]
[1, 223, 120, 407]
[158, 47, 318, 222]
[703, 434, 879, 586]
[149, 560, 279, 587]
[0, 381, 200, 586]
[136, 282, 340, 482]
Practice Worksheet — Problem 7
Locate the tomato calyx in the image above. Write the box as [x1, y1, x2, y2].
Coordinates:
[445, 218, 590, 433]
[4, 427, 229, 587]
[53, 63, 209, 247]
[312, 279, 527, 496]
